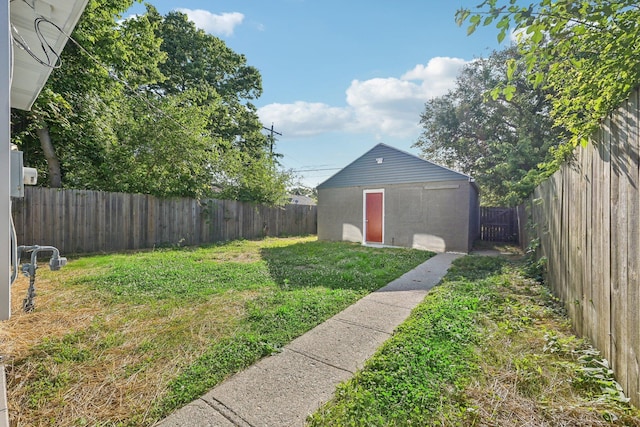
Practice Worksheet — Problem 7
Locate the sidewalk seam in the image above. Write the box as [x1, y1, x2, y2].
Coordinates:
[364, 295, 428, 310]
[285, 347, 356, 374]
[203, 397, 253, 427]
[332, 316, 395, 335]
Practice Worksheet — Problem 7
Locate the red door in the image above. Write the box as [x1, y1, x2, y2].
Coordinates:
[365, 192, 383, 243]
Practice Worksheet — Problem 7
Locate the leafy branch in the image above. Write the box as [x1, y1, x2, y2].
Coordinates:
[457, 0, 640, 150]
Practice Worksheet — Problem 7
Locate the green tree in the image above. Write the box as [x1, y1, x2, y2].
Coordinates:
[12, 0, 165, 187]
[83, 90, 221, 199]
[213, 149, 292, 205]
[12, 3, 289, 204]
[457, 0, 640, 148]
[144, 8, 289, 204]
[150, 9, 268, 159]
[414, 48, 565, 205]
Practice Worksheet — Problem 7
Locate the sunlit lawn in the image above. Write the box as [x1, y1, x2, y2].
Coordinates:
[1, 236, 434, 426]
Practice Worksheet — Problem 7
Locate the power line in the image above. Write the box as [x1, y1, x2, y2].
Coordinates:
[291, 167, 341, 172]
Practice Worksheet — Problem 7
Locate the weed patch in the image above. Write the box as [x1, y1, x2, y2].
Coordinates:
[309, 256, 505, 426]
[309, 255, 640, 426]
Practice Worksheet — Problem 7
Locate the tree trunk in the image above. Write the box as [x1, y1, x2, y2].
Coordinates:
[36, 125, 62, 188]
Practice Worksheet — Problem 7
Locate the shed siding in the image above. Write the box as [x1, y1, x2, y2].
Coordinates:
[318, 180, 474, 252]
[468, 186, 480, 249]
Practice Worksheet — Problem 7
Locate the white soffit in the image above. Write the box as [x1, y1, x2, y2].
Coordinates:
[10, 0, 89, 111]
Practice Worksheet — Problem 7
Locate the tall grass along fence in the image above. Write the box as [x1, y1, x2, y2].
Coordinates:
[11, 187, 317, 254]
[524, 87, 640, 407]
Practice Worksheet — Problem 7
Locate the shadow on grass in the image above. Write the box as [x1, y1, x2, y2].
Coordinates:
[259, 240, 435, 293]
[444, 255, 507, 282]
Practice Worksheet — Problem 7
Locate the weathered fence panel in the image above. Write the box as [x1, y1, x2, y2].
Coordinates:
[479, 206, 519, 243]
[11, 188, 317, 254]
[527, 87, 640, 406]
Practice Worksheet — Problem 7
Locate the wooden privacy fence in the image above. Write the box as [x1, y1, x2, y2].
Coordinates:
[527, 87, 640, 407]
[11, 187, 317, 254]
[479, 206, 519, 243]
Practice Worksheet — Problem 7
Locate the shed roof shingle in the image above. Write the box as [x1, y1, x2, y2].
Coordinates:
[317, 143, 472, 189]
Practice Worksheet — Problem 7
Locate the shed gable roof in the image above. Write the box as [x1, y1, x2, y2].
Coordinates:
[317, 143, 471, 189]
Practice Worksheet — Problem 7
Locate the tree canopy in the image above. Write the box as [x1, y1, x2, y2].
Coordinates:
[11, 1, 290, 204]
[457, 0, 640, 148]
[414, 48, 566, 206]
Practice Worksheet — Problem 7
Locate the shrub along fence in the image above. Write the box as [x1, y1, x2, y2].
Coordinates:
[11, 187, 317, 254]
[525, 87, 640, 407]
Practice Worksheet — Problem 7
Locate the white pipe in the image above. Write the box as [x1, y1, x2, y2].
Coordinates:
[1, 0, 13, 322]
[0, 363, 6, 427]
[1, 3, 12, 427]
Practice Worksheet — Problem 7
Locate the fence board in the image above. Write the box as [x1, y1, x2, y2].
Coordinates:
[628, 89, 640, 401]
[611, 109, 627, 391]
[527, 87, 640, 406]
[582, 142, 593, 341]
[585, 140, 599, 347]
[11, 188, 317, 255]
[602, 120, 613, 361]
[574, 149, 585, 335]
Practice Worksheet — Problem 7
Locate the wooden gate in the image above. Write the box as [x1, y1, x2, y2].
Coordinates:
[480, 207, 519, 243]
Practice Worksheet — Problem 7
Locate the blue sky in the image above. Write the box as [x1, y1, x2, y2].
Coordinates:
[127, 1, 505, 187]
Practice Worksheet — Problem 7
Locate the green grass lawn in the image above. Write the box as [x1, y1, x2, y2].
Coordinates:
[308, 255, 640, 426]
[3, 237, 434, 426]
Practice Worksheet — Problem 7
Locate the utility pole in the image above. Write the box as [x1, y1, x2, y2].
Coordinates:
[262, 123, 282, 154]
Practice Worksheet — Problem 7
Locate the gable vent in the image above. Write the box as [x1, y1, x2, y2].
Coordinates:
[375, 157, 383, 164]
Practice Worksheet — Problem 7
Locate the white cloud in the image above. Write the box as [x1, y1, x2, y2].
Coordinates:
[402, 57, 467, 82]
[175, 8, 244, 36]
[345, 78, 429, 136]
[258, 102, 354, 137]
[258, 57, 468, 139]
[401, 56, 467, 96]
[510, 27, 528, 44]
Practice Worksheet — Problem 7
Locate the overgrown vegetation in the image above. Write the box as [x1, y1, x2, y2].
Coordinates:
[309, 254, 640, 426]
[12, 1, 291, 204]
[458, 0, 640, 165]
[2, 237, 433, 426]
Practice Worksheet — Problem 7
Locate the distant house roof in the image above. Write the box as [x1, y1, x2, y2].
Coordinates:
[288, 194, 316, 205]
[317, 143, 474, 190]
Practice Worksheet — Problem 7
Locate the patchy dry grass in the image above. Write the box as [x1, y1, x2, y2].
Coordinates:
[1, 237, 433, 426]
[5, 277, 254, 426]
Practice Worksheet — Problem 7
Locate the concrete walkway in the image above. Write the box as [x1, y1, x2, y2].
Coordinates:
[155, 252, 463, 427]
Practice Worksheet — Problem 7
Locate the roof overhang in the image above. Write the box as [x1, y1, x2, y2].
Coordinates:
[10, 0, 89, 111]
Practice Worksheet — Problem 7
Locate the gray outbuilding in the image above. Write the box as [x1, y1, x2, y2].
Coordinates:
[317, 143, 480, 253]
